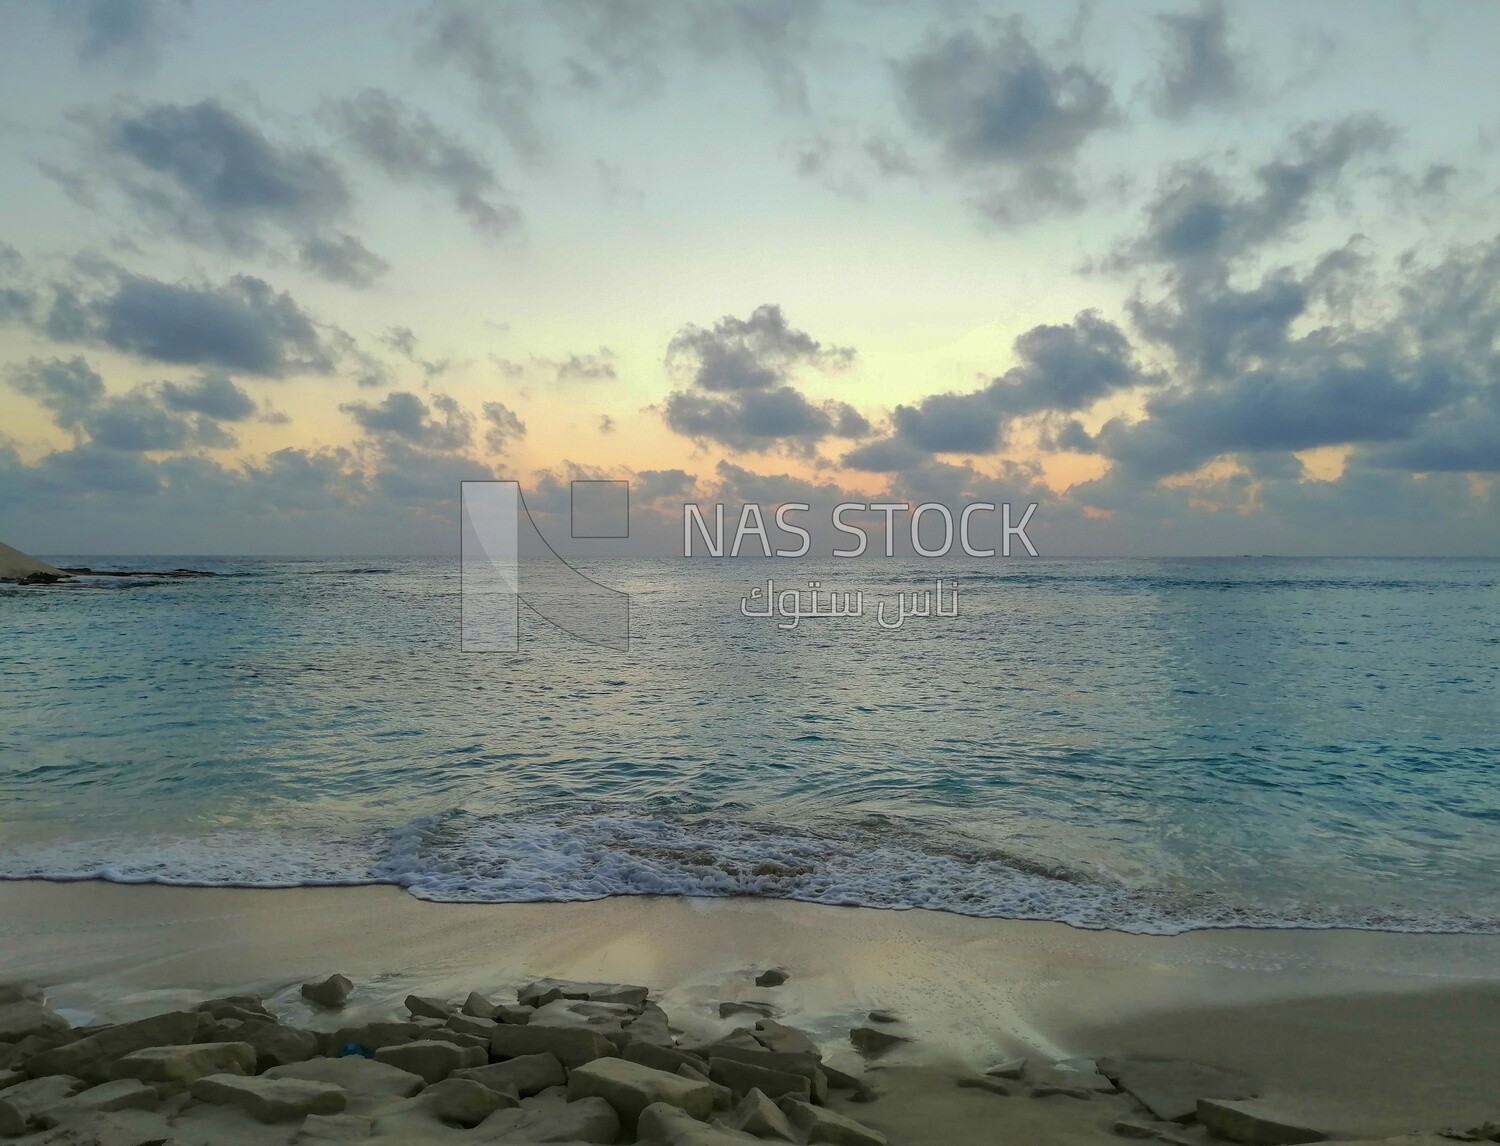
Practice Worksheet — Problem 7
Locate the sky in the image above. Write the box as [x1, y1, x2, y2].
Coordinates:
[1, 0, 1498, 556]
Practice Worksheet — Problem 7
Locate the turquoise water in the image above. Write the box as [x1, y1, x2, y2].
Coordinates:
[1, 556, 1496, 934]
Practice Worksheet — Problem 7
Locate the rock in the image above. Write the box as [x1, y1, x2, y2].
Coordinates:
[569, 1056, 716, 1132]
[1112, 1116, 1201, 1143]
[421, 1076, 514, 1126]
[266, 1055, 425, 1099]
[1030, 1065, 1116, 1094]
[637, 1101, 764, 1146]
[33, 1080, 159, 1127]
[707, 1045, 826, 1101]
[490, 1023, 618, 1068]
[719, 1001, 775, 1019]
[109, 1042, 255, 1090]
[866, 1010, 898, 1024]
[1033, 1081, 1094, 1099]
[329, 1020, 421, 1053]
[821, 1063, 877, 1102]
[22, 1108, 174, 1145]
[0, 1069, 22, 1090]
[957, 1075, 1022, 1096]
[197, 996, 272, 1023]
[985, 1057, 1027, 1079]
[0, 984, 45, 1006]
[780, 1097, 888, 1146]
[753, 1020, 820, 1058]
[462, 992, 497, 1018]
[754, 969, 789, 988]
[531, 997, 639, 1030]
[517, 978, 649, 1010]
[234, 1020, 322, 1071]
[493, 1004, 535, 1025]
[1196, 1099, 1328, 1145]
[626, 1003, 676, 1047]
[373, 1038, 484, 1083]
[477, 1093, 620, 1143]
[405, 994, 453, 1021]
[848, 1026, 908, 1057]
[0, 1001, 70, 1042]
[24, 1010, 201, 1084]
[1097, 1057, 1260, 1124]
[189, 1072, 348, 1123]
[294, 1112, 375, 1141]
[418, 1027, 489, 1051]
[726, 1087, 799, 1141]
[1, 1074, 86, 1117]
[0, 1099, 24, 1137]
[448, 1012, 498, 1039]
[301, 974, 354, 1009]
[690, 1029, 764, 1056]
[453, 1052, 566, 1097]
[677, 1064, 732, 1109]
[625, 1042, 709, 1077]
[708, 1057, 811, 1104]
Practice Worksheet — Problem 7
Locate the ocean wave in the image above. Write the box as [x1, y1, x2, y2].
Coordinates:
[1, 810, 1494, 937]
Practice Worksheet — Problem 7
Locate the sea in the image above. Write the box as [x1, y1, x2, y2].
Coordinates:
[1, 556, 1496, 936]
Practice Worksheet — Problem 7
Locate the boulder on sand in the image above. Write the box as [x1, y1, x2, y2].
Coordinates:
[452, 1052, 566, 1097]
[266, 1056, 426, 1100]
[1096, 1057, 1259, 1124]
[189, 1073, 348, 1123]
[373, 1039, 484, 1084]
[517, 978, 649, 1010]
[301, 974, 354, 1009]
[109, 1042, 256, 1090]
[24, 1010, 201, 1084]
[568, 1057, 716, 1132]
[1196, 1098, 1328, 1146]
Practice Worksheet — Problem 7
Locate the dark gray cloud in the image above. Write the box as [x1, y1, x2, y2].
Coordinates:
[416, 2, 544, 160]
[892, 18, 1117, 221]
[482, 401, 526, 452]
[28, 271, 340, 377]
[342, 390, 474, 451]
[662, 304, 866, 453]
[329, 89, 521, 239]
[50, 0, 188, 68]
[6, 356, 247, 452]
[844, 311, 1143, 467]
[296, 234, 389, 289]
[1151, 1, 1247, 119]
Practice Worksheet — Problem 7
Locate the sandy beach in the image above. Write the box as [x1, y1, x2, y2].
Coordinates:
[2, 882, 1496, 1145]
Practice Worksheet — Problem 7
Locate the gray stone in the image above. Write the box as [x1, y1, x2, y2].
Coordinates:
[626, 1002, 675, 1047]
[530, 997, 639, 1030]
[448, 1012, 498, 1039]
[33, 1080, 158, 1127]
[0, 1001, 70, 1043]
[23, 1108, 175, 1145]
[866, 1010, 898, 1024]
[719, 1001, 775, 1019]
[373, 1038, 484, 1084]
[421, 1076, 514, 1126]
[476, 1093, 620, 1142]
[419, 1027, 489, 1050]
[197, 995, 271, 1021]
[329, 1020, 421, 1052]
[234, 1020, 322, 1071]
[453, 1052, 566, 1097]
[956, 1074, 1022, 1096]
[848, 1026, 907, 1057]
[1033, 1082, 1094, 1099]
[625, 1041, 709, 1077]
[676, 1064, 732, 1109]
[569, 1056, 716, 1132]
[294, 1112, 375, 1141]
[638, 1101, 765, 1146]
[24, 1010, 200, 1084]
[1196, 1099, 1328, 1145]
[0, 1099, 24, 1138]
[301, 974, 354, 1009]
[490, 1023, 617, 1068]
[1097, 1057, 1260, 1124]
[0, 984, 44, 1006]
[462, 992, 497, 1019]
[754, 970, 788, 988]
[493, 1004, 535, 1025]
[405, 994, 454, 1021]
[708, 1057, 811, 1104]
[985, 1057, 1027, 1079]
[821, 1063, 877, 1102]
[780, 1097, 887, 1146]
[109, 1042, 255, 1089]
[726, 1087, 799, 1141]
[1, 1074, 86, 1118]
[754, 1020, 820, 1058]
[708, 1046, 827, 1102]
[189, 1072, 348, 1122]
[517, 978, 649, 1010]
[1030, 1064, 1115, 1094]
[266, 1055, 425, 1099]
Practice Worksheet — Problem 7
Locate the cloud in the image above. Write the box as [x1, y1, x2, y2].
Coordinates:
[26, 270, 341, 377]
[1151, 1, 1248, 119]
[50, 0, 188, 69]
[341, 390, 474, 451]
[661, 304, 866, 453]
[844, 310, 1144, 467]
[892, 18, 1117, 221]
[64, 99, 384, 284]
[6, 356, 249, 452]
[329, 89, 521, 239]
[553, 349, 617, 383]
[415, 2, 543, 160]
[482, 401, 526, 452]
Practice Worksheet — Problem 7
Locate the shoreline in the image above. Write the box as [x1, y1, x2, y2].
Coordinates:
[2, 881, 1497, 1140]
